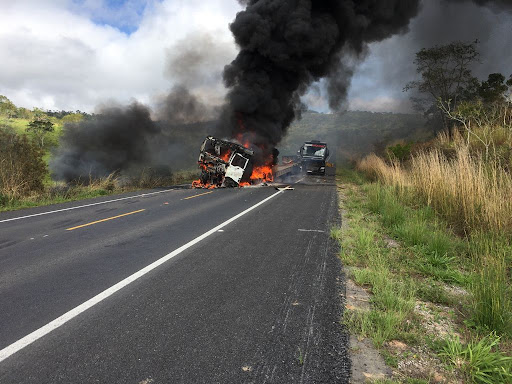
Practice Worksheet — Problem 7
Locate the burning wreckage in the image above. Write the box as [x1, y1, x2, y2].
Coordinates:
[192, 136, 275, 188]
[192, 136, 330, 188]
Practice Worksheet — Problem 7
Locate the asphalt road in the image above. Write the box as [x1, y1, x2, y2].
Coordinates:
[0, 169, 349, 383]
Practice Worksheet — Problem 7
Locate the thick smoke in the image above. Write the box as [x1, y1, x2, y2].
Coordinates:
[448, 0, 512, 12]
[50, 33, 232, 181]
[50, 87, 218, 181]
[51, 0, 512, 180]
[218, 0, 422, 162]
[51, 102, 157, 181]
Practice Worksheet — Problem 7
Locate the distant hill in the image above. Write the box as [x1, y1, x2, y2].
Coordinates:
[1, 92, 433, 172]
[277, 111, 432, 163]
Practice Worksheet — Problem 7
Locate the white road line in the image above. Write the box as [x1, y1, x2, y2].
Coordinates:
[0, 188, 286, 363]
[298, 229, 325, 233]
[0, 190, 175, 224]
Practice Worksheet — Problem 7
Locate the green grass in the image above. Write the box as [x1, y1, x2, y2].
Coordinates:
[336, 167, 366, 185]
[0, 187, 117, 212]
[296, 347, 304, 366]
[336, 167, 512, 381]
[470, 256, 512, 337]
[0, 116, 30, 133]
[416, 280, 454, 306]
[439, 333, 512, 384]
[344, 309, 405, 348]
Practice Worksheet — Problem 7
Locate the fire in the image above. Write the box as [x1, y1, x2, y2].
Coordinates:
[235, 133, 251, 149]
[193, 162, 273, 189]
[220, 151, 231, 162]
[192, 119, 275, 188]
[250, 164, 274, 183]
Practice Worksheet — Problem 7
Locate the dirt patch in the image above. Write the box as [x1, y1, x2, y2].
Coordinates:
[414, 300, 459, 338]
[344, 273, 391, 383]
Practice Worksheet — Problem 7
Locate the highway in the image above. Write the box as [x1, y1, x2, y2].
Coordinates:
[0, 170, 350, 383]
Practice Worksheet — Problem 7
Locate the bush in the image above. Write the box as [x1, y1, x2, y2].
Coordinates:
[387, 142, 412, 162]
[0, 130, 47, 200]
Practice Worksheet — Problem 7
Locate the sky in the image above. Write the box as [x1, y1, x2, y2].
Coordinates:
[0, 0, 511, 114]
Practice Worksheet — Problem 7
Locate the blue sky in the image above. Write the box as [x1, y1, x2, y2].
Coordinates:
[71, 0, 154, 34]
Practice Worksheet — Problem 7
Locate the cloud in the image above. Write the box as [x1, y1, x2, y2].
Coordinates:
[0, 0, 241, 111]
[1, 0, 510, 114]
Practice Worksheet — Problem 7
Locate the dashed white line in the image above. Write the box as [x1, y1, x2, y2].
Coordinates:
[0, 188, 287, 363]
[0, 190, 175, 224]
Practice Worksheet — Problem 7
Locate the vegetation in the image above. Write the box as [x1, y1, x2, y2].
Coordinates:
[440, 333, 512, 384]
[26, 109, 55, 148]
[338, 41, 512, 383]
[281, 110, 431, 164]
[404, 40, 512, 133]
[335, 169, 511, 382]
[0, 95, 199, 211]
[0, 130, 46, 199]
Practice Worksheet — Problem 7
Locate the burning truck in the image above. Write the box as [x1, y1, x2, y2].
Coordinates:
[192, 137, 328, 188]
[192, 136, 274, 188]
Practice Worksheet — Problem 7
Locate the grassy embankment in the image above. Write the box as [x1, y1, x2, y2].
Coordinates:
[0, 114, 198, 212]
[332, 124, 512, 383]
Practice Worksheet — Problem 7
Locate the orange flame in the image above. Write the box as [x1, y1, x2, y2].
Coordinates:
[220, 150, 231, 162]
[250, 164, 274, 183]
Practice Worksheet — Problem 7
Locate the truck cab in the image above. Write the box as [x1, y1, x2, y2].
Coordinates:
[299, 140, 329, 175]
[197, 136, 254, 187]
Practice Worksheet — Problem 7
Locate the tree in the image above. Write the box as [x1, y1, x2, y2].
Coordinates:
[0, 95, 18, 119]
[507, 75, 512, 101]
[404, 40, 480, 131]
[26, 109, 54, 148]
[479, 73, 509, 103]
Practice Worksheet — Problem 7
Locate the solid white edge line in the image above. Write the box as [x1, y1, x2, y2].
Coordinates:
[0, 190, 175, 224]
[0, 188, 285, 363]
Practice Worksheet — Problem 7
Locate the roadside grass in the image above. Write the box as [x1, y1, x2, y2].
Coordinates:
[0, 170, 199, 213]
[335, 167, 512, 382]
[439, 333, 512, 384]
[0, 176, 120, 212]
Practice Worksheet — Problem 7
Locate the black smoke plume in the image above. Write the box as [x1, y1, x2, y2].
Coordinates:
[50, 32, 231, 182]
[50, 86, 219, 181]
[51, 0, 511, 180]
[218, 0, 422, 162]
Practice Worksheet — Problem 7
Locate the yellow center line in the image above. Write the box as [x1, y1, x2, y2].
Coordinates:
[66, 209, 146, 231]
[182, 191, 214, 200]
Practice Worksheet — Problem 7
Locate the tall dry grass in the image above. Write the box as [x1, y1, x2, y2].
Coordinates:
[357, 133, 512, 234]
[357, 125, 512, 336]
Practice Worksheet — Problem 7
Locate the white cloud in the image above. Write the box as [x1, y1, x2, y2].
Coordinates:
[0, 0, 241, 112]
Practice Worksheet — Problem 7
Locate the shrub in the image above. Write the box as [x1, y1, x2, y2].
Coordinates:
[0, 130, 47, 200]
[387, 142, 412, 162]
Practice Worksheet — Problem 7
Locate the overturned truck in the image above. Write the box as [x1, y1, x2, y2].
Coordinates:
[194, 136, 255, 188]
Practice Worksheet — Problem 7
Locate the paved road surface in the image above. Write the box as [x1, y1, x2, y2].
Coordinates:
[0, 170, 349, 383]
